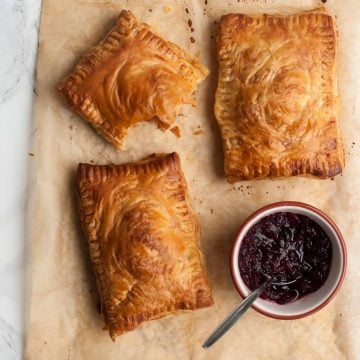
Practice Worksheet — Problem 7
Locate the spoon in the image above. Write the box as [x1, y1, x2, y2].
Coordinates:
[202, 277, 301, 349]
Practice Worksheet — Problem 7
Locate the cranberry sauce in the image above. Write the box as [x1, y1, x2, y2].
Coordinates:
[239, 212, 332, 304]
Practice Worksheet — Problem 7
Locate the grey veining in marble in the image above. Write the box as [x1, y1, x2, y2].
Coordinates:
[0, 0, 42, 359]
[0, 0, 39, 103]
[0, 318, 21, 360]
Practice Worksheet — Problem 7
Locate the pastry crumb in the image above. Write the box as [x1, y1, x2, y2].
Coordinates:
[190, 37, 195, 43]
[193, 129, 205, 136]
[170, 126, 181, 138]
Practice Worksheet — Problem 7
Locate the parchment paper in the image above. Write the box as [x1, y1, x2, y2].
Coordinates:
[25, 0, 360, 359]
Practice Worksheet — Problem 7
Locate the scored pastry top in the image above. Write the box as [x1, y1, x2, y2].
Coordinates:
[59, 10, 208, 148]
[215, 8, 344, 182]
[77, 153, 213, 340]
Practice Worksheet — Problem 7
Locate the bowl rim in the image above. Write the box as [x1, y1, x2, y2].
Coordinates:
[230, 201, 347, 320]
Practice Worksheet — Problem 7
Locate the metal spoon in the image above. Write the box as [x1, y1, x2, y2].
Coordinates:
[202, 277, 301, 349]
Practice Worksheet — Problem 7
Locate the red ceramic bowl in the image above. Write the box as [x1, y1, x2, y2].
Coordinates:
[230, 201, 347, 320]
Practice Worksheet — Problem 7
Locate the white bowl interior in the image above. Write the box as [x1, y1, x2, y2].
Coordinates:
[231, 205, 344, 317]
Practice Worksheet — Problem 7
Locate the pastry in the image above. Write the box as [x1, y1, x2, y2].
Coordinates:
[214, 8, 344, 182]
[77, 152, 213, 339]
[58, 10, 208, 148]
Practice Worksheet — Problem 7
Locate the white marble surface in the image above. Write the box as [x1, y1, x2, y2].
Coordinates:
[0, 0, 41, 358]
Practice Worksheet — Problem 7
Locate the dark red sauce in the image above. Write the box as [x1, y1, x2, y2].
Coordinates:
[239, 212, 332, 304]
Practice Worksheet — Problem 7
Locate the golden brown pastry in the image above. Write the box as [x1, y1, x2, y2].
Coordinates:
[58, 10, 208, 149]
[214, 9, 344, 182]
[77, 152, 213, 340]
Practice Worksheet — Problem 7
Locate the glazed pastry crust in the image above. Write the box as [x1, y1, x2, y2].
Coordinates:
[77, 153, 213, 340]
[59, 10, 208, 148]
[215, 9, 344, 182]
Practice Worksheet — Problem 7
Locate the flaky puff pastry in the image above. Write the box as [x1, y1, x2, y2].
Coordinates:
[59, 10, 208, 148]
[77, 153, 213, 340]
[215, 9, 344, 182]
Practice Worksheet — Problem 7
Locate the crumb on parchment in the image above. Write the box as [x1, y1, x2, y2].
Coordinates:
[193, 129, 205, 136]
[170, 126, 181, 138]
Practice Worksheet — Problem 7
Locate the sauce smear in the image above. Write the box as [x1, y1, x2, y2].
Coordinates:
[239, 212, 332, 304]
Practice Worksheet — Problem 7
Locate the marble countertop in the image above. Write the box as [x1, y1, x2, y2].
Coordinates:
[0, 0, 42, 358]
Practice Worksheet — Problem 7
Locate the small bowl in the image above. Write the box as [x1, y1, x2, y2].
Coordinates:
[230, 201, 347, 320]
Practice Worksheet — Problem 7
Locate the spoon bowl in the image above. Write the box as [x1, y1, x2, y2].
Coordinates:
[202, 276, 302, 349]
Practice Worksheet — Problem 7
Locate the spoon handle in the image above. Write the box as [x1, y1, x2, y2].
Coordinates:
[202, 284, 267, 349]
